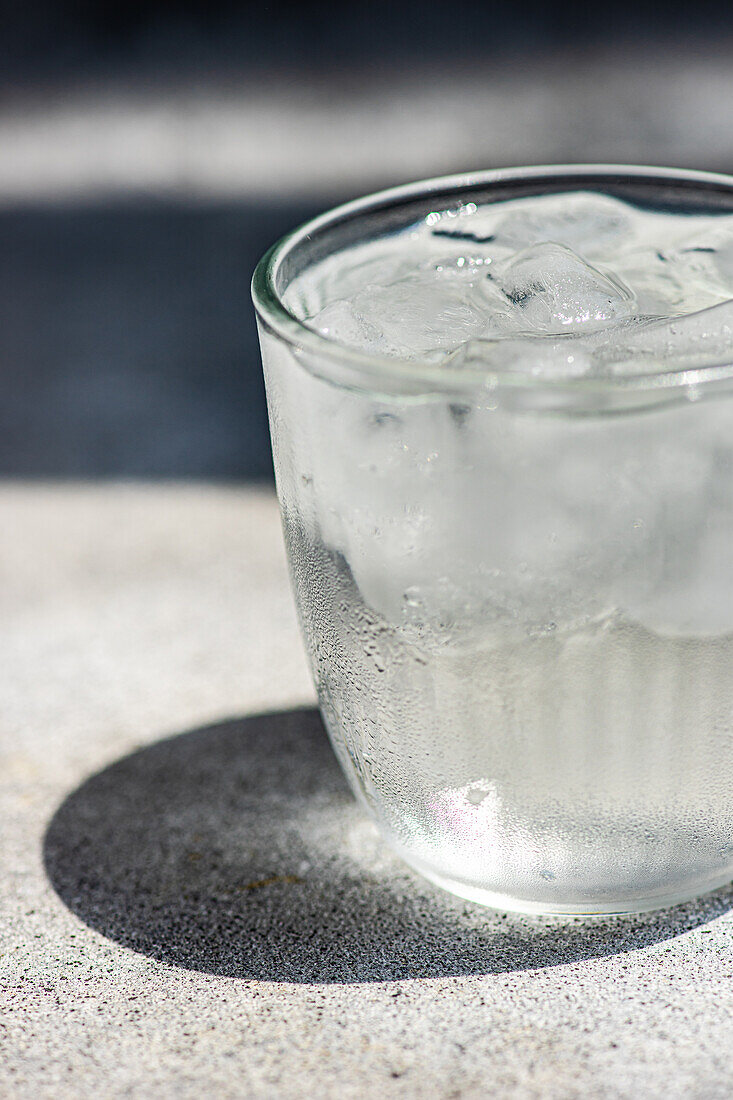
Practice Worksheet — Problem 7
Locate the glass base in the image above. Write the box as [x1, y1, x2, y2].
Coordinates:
[408, 860, 733, 917]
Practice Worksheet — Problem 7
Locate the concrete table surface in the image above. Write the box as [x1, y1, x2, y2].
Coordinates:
[3, 482, 733, 1099]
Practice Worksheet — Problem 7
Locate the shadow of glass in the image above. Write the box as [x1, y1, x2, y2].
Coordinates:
[44, 708, 732, 984]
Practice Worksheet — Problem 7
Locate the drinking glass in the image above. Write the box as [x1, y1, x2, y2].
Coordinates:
[252, 166, 733, 914]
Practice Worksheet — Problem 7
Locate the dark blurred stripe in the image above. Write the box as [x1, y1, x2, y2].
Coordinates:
[3, 0, 732, 86]
[0, 199, 323, 479]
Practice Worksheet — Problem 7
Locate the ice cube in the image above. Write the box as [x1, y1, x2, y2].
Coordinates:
[490, 191, 633, 256]
[613, 220, 733, 317]
[286, 247, 422, 319]
[633, 519, 733, 636]
[661, 220, 733, 304]
[310, 299, 384, 351]
[622, 398, 733, 636]
[610, 248, 722, 316]
[597, 299, 733, 374]
[442, 336, 594, 378]
[496, 243, 636, 335]
[355, 273, 489, 353]
[709, 230, 733, 284]
[311, 267, 515, 357]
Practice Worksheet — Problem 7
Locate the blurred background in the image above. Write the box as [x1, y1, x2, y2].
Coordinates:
[3, 0, 733, 480]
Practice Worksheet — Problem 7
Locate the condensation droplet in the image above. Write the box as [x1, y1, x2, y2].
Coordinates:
[466, 787, 488, 806]
[403, 587, 423, 608]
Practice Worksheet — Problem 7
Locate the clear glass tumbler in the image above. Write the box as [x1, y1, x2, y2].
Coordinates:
[252, 166, 733, 915]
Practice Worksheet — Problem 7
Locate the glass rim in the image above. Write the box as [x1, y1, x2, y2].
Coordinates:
[251, 164, 733, 397]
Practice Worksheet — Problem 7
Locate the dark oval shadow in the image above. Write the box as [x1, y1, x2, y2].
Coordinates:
[44, 708, 732, 983]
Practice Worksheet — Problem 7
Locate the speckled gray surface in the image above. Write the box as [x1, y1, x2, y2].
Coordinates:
[3, 484, 733, 1098]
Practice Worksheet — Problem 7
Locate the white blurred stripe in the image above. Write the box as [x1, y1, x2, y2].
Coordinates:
[1, 47, 733, 201]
